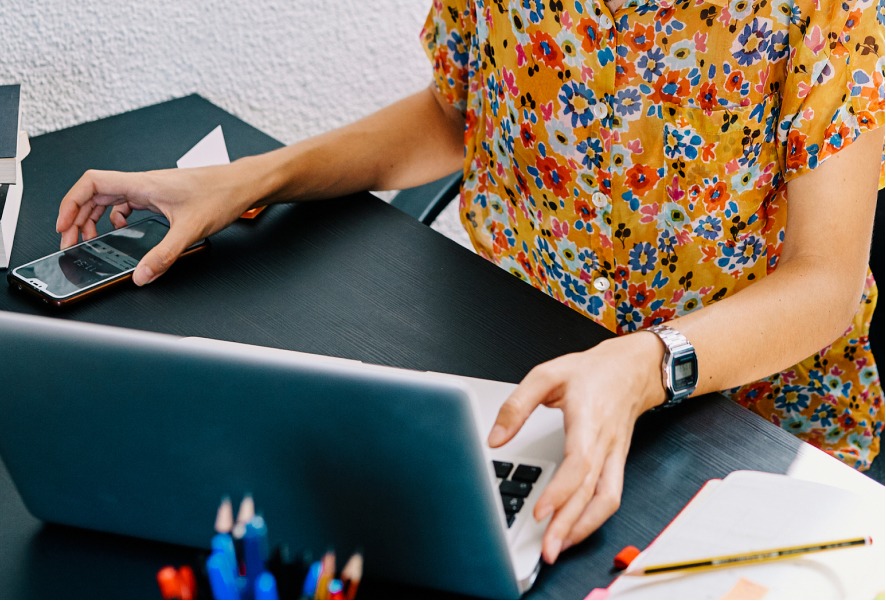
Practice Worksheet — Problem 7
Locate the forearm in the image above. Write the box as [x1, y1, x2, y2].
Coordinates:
[637, 126, 883, 410]
[231, 85, 465, 207]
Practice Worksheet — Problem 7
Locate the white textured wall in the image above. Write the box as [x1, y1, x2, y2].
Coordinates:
[1, 1, 427, 141]
[0, 0, 470, 244]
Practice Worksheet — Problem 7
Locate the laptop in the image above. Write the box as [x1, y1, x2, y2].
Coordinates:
[0, 310, 564, 598]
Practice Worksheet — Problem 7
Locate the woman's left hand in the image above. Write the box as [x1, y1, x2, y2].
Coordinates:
[488, 331, 666, 564]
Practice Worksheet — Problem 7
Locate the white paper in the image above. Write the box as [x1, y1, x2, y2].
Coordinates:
[176, 125, 230, 169]
[607, 471, 884, 600]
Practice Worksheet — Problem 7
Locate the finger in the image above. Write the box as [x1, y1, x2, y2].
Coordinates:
[488, 361, 565, 447]
[73, 198, 100, 229]
[539, 449, 605, 563]
[57, 170, 139, 232]
[109, 203, 134, 229]
[82, 219, 98, 241]
[59, 225, 81, 249]
[561, 449, 626, 552]
[132, 223, 194, 286]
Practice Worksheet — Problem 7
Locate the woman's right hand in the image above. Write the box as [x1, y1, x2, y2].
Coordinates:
[56, 163, 257, 286]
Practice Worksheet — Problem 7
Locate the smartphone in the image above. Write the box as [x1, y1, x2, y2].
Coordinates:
[7, 216, 209, 308]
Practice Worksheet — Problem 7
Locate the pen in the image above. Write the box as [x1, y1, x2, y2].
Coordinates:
[243, 515, 269, 596]
[207, 552, 241, 600]
[315, 551, 336, 600]
[236, 493, 255, 526]
[341, 553, 363, 600]
[255, 571, 279, 600]
[624, 535, 873, 576]
[215, 496, 234, 534]
[302, 560, 322, 600]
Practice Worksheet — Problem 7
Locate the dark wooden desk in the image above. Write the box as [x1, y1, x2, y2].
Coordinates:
[0, 96, 815, 599]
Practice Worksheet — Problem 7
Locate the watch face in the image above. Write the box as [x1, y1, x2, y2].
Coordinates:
[671, 352, 698, 390]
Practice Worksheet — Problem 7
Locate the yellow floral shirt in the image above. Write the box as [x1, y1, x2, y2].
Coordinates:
[422, 0, 884, 469]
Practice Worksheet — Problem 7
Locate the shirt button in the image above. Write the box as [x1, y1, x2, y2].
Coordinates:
[593, 103, 608, 120]
[593, 277, 610, 292]
[599, 14, 613, 30]
[592, 192, 608, 208]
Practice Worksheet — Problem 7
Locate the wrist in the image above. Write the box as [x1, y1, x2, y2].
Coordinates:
[231, 149, 297, 208]
[633, 331, 669, 413]
[596, 333, 667, 416]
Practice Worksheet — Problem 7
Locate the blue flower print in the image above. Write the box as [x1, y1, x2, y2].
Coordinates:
[638, 47, 666, 82]
[774, 385, 811, 414]
[521, 0, 544, 23]
[628, 241, 657, 275]
[614, 87, 643, 120]
[732, 18, 772, 67]
[717, 234, 764, 274]
[664, 124, 703, 161]
[810, 401, 838, 428]
[559, 81, 597, 128]
[578, 137, 605, 170]
[561, 272, 588, 306]
[694, 215, 722, 240]
[616, 301, 644, 332]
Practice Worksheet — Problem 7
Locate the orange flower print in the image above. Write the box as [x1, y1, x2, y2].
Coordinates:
[823, 121, 852, 153]
[627, 281, 656, 309]
[724, 70, 744, 93]
[626, 23, 654, 52]
[530, 31, 565, 69]
[696, 82, 719, 111]
[702, 179, 731, 211]
[536, 156, 572, 198]
[625, 164, 660, 195]
[577, 18, 602, 54]
[786, 129, 808, 171]
[574, 198, 595, 223]
[519, 121, 536, 148]
[652, 71, 690, 104]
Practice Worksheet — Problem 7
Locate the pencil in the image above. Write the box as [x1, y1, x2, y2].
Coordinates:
[624, 536, 873, 576]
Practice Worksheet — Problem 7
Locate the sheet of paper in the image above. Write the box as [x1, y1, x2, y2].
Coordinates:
[176, 125, 230, 169]
[607, 471, 884, 600]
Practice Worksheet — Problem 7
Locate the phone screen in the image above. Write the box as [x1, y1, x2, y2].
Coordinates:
[10, 217, 170, 301]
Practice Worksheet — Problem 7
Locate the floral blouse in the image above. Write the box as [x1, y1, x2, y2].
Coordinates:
[422, 0, 884, 469]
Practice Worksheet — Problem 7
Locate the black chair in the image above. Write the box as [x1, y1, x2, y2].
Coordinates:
[390, 171, 462, 226]
[868, 190, 884, 483]
[389, 176, 885, 483]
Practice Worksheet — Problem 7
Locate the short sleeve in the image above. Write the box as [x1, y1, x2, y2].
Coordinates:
[779, 0, 885, 185]
[421, 0, 476, 113]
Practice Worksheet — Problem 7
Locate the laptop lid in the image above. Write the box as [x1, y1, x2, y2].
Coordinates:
[0, 311, 529, 598]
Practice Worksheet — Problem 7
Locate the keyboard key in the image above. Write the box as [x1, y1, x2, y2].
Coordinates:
[500, 479, 532, 498]
[501, 494, 524, 515]
[512, 464, 542, 483]
[493, 460, 514, 479]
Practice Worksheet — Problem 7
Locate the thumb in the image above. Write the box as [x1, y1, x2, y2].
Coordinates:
[132, 224, 193, 286]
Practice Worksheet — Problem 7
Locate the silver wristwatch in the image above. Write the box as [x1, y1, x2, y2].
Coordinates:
[646, 324, 698, 409]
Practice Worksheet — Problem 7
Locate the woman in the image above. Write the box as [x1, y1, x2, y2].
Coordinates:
[57, 0, 883, 565]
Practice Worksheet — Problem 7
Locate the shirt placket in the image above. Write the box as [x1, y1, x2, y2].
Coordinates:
[588, 6, 617, 331]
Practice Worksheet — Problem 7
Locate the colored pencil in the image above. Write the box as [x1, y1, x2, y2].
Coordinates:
[625, 536, 873, 576]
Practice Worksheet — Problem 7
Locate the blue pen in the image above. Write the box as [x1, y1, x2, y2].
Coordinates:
[301, 560, 322, 600]
[211, 533, 238, 579]
[243, 515, 269, 595]
[255, 571, 279, 600]
[207, 551, 241, 600]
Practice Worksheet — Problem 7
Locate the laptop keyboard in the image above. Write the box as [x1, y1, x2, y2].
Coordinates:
[493, 460, 543, 528]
